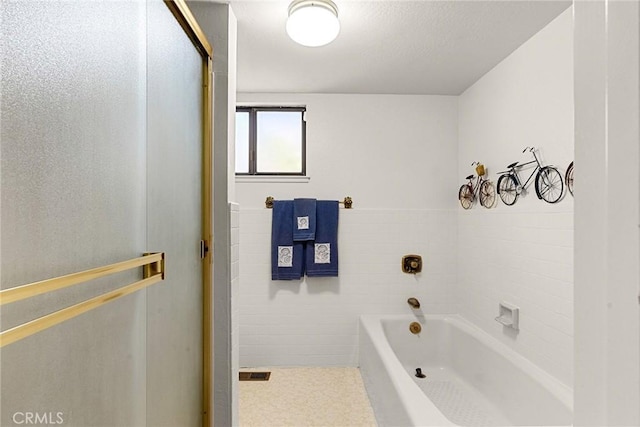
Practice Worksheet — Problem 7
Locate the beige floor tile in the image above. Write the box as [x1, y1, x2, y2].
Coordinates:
[239, 367, 378, 427]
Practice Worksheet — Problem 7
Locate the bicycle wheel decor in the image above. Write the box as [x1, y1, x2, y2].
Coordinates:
[565, 161, 574, 196]
[497, 174, 518, 206]
[535, 166, 564, 203]
[479, 180, 496, 208]
[458, 184, 474, 209]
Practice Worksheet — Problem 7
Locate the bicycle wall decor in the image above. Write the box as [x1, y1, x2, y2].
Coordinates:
[497, 147, 564, 205]
[565, 161, 574, 196]
[458, 161, 496, 209]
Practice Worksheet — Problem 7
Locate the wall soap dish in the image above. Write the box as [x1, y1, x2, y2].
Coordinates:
[495, 301, 519, 330]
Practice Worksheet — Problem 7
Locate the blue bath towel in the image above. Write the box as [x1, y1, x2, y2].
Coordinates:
[293, 198, 317, 241]
[305, 200, 339, 277]
[271, 200, 305, 280]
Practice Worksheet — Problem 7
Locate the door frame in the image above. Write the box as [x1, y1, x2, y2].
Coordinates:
[162, 1, 213, 425]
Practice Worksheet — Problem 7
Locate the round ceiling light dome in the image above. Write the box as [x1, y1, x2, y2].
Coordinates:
[286, 0, 340, 47]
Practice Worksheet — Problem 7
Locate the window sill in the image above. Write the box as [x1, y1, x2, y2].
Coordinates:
[235, 175, 311, 184]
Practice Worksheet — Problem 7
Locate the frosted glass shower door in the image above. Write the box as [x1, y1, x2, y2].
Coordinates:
[0, 1, 211, 425]
[145, 1, 205, 425]
[1, 1, 149, 425]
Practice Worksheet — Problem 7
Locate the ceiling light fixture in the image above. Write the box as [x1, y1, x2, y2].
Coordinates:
[286, 0, 340, 47]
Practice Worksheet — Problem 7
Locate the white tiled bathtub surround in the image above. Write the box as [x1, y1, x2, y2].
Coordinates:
[239, 208, 458, 367]
[457, 209, 573, 386]
[237, 93, 459, 367]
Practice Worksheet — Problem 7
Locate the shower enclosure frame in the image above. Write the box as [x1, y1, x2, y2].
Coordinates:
[164, 1, 215, 425]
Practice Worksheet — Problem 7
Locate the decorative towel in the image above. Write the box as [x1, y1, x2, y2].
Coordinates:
[271, 200, 305, 280]
[305, 200, 339, 277]
[293, 198, 317, 241]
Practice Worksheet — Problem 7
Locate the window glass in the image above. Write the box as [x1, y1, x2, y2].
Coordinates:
[235, 107, 305, 175]
[256, 111, 303, 173]
[235, 111, 249, 173]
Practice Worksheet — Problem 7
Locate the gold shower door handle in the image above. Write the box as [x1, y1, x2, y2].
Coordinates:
[0, 253, 165, 348]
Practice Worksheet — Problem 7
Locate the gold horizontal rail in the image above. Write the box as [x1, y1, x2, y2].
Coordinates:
[0, 273, 163, 348]
[0, 253, 164, 306]
[265, 196, 353, 209]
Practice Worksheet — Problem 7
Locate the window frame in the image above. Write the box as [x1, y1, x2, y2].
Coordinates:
[235, 106, 307, 176]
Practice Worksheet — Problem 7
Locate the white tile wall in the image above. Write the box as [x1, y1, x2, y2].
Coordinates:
[239, 208, 458, 367]
[236, 93, 459, 367]
[457, 8, 574, 387]
[457, 209, 573, 385]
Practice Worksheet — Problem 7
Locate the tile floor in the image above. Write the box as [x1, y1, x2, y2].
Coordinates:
[239, 367, 378, 427]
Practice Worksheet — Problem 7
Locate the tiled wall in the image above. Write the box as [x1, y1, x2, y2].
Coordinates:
[236, 93, 459, 367]
[239, 208, 458, 367]
[457, 209, 573, 385]
[457, 8, 574, 387]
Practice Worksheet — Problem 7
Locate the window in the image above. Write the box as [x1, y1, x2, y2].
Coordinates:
[235, 106, 306, 175]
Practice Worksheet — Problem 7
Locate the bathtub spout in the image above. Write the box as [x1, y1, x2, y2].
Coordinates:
[407, 297, 420, 309]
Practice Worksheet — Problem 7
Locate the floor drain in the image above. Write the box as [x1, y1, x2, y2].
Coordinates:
[239, 371, 271, 381]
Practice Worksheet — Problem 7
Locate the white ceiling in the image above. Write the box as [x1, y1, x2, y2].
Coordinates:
[229, 0, 571, 95]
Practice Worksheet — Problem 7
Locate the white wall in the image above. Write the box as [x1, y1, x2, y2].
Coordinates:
[458, 8, 574, 387]
[573, 1, 640, 425]
[236, 93, 459, 366]
[229, 202, 240, 425]
[236, 94, 458, 210]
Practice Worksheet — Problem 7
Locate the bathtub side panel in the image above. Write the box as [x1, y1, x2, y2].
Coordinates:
[359, 319, 413, 427]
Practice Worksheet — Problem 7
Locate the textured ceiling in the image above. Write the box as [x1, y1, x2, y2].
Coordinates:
[230, 0, 571, 95]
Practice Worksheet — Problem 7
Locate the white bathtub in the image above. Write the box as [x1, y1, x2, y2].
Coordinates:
[359, 315, 573, 427]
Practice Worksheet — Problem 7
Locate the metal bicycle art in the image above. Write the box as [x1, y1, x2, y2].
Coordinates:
[496, 147, 564, 206]
[565, 161, 574, 196]
[458, 162, 496, 209]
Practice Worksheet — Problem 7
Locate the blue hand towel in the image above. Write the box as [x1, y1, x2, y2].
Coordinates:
[305, 200, 339, 277]
[293, 198, 317, 241]
[271, 200, 305, 280]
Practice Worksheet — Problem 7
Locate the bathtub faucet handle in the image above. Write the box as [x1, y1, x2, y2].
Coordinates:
[407, 297, 420, 309]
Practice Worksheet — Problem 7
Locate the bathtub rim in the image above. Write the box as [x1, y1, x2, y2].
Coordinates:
[359, 314, 573, 426]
